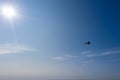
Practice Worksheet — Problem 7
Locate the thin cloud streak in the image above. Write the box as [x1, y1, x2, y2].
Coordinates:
[53, 50, 120, 61]
[86, 50, 120, 57]
[53, 55, 78, 61]
[53, 51, 91, 61]
[53, 52, 83, 61]
[0, 43, 36, 54]
[80, 51, 91, 55]
[53, 56, 65, 61]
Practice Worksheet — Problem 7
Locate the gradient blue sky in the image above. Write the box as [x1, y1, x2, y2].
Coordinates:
[0, 0, 120, 80]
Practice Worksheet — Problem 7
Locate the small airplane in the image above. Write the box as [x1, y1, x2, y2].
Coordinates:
[85, 41, 91, 45]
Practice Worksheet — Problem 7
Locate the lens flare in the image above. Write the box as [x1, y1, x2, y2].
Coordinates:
[0, 5, 18, 44]
[1, 5, 16, 19]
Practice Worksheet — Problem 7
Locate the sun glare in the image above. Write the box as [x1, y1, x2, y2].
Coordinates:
[1, 5, 16, 19]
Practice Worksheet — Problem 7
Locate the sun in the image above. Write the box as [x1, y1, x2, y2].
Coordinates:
[1, 5, 16, 19]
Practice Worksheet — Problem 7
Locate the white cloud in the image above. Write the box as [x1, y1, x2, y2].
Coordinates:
[64, 54, 79, 58]
[53, 51, 91, 61]
[102, 50, 120, 56]
[53, 56, 65, 61]
[53, 54, 79, 61]
[53, 50, 120, 61]
[80, 51, 91, 55]
[0, 43, 36, 54]
[86, 50, 120, 57]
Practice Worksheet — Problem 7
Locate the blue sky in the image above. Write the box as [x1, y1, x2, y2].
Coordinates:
[0, 0, 120, 80]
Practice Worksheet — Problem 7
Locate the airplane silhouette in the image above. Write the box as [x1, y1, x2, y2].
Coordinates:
[85, 41, 91, 45]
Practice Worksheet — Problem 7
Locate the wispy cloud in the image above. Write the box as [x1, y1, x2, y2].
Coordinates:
[53, 54, 80, 61]
[64, 54, 79, 58]
[80, 51, 91, 55]
[0, 43, 36, 54]
[86, 50, 120, 57]
[53, 50, 120, 61]
[53, 56, 65, 61]
[53, 54, 79, 61]
[102, 50, 120, 56]
[53, 51, 92, 61]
